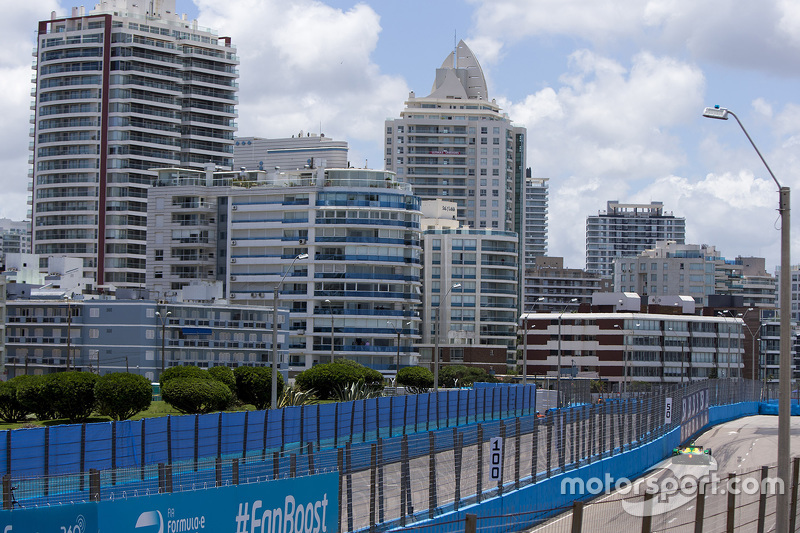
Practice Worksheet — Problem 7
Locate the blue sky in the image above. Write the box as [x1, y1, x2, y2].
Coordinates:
[3, 0, 800, 273]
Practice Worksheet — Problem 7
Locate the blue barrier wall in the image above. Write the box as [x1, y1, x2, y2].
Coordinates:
[0, 472, 339, 533]
[400, 401, 762, 533]
[0, 384, 536, 478]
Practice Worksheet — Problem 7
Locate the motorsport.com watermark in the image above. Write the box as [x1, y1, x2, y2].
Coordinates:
[560, 456, 784, 517]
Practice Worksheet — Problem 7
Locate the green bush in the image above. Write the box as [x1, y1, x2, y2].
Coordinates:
[208, 365, 236, 395]
[49, 372, 99, 423]
[295, 360, 383, 400]
[95, 373, 152, 421]
[159, 365, 210, 388]
[17, 374, 57, 421]
[0, 376, 33, 422]
[396, 366, 434, 392]
[161, 378, 233, 414]
[438, 365, 496, 388]
[233, 366, 284, 410]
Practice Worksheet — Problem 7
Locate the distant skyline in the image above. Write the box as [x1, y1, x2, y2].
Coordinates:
[3, 0, 800, 271]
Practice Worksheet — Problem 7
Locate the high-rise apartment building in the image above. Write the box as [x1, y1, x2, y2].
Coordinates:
[31, 0, 237, 288]
[384, 40, 526, 233]
[419, 201, 518, 368]
[234, 135, 349, 172]
[586, 201, 685, 276]
[523, 173, 548, 267]
[146, 165, 422, 374]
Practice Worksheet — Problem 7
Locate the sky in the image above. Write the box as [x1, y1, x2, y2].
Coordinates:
[3, 0, 800, 273]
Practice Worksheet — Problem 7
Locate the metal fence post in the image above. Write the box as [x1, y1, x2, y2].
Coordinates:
[757, 466, 768, 533]
[641, 489, 655, 533]
[429, 432, 437, 517]
[726, 473, 737, 533]
[571, 501, 584, 533]
[477, 424, 484, 502]
[1, 475, 10, 510]
[790, 457, 799, 533]
[454, 430, 463, 510]
[369, 443, 377, 533]
[464, 513, 477, 533]
[694, 481, 707, 533]
[89, 468, 100, 502]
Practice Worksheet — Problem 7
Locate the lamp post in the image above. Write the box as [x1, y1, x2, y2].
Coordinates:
[520, 297, 545, 386]
[704, 105, 791, 531]
[325, 299, 334, 362]
[271, 253, 308, 410]
[556, 298, 578, 407]
[155, 310, 171, 380]
[742, 308, 762, 382]
[389, 320, 411, 393]
[434, 283, 461, 393]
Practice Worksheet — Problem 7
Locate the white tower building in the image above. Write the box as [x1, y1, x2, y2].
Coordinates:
[385, 40, 526, 233]
[31, 1, 238, 288]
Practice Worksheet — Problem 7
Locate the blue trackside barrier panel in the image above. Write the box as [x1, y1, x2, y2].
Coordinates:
[0, 472, 339, 533]
[170, 414, 194, 463]
[221, 411, 245, 458]
[85, 422, 112, 472]
[196, 413, 219, 459]
[759, 401, 800, 416]
[0, 384, 536, 481]
[48, 424, 80, 475]
[115, 419, 139, 468]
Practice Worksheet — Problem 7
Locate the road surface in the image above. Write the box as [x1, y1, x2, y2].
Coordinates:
[527, 415, 800, 532]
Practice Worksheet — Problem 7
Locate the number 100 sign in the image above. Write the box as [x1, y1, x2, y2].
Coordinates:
[489, 437, 503, 481]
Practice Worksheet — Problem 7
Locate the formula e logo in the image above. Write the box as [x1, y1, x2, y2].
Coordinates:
[60, 514, 87, 533]
[135, 511, 164, 533]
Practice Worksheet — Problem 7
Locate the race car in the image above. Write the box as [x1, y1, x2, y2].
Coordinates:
[671, 445, 713, 465]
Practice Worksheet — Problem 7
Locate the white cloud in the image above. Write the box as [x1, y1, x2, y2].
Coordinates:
[193, 0, 409, 166]
[470, 0, 800, 75]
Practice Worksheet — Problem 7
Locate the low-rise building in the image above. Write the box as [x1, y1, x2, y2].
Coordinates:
[4, 298, 288, 382]
[520, 295, 745, 389]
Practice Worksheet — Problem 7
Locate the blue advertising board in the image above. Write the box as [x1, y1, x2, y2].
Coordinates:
[0, 472, 338, 533]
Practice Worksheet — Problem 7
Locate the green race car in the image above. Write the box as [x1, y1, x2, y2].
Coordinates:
[671, 445, 712, 465]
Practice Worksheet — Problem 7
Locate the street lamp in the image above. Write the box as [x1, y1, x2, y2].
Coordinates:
[520, 297, 545, 386]
[434, 283, 461, 393]
[155, 310, 171, 380]
[718, 310, 741, 379]
[271, 253, 308, 410]
[389, 320, 411, 393]
[325, 299, 334, 362]
[704, 104, 791, 531]
[668, 326, 687, 386]
[556, 298, 578, 407]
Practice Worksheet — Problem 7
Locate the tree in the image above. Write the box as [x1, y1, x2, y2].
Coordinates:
[0, 376, 33, 422]
[233, 366, 284, 410]
[95, 373, 152, 420]
[208, 365, 236, 396]
[439, 365, 496, 388]
[294, 360, 381, 400]
[48, 372, 99, 423]
[16, 374, 56, 421]
[159, 365, 211, 388]
[396, 366, 434, 393]
[161, 378, 233, 414]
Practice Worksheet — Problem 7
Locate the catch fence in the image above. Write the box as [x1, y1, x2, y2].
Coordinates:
[2, 380, 768, 533]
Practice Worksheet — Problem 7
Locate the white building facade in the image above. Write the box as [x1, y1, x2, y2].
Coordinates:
[587, 201, 686, 276]
[384, 40, 526, 233]
[31, 0, 237, 288]
[146, 166, 423, 375]
[234, 135, 349, 172]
